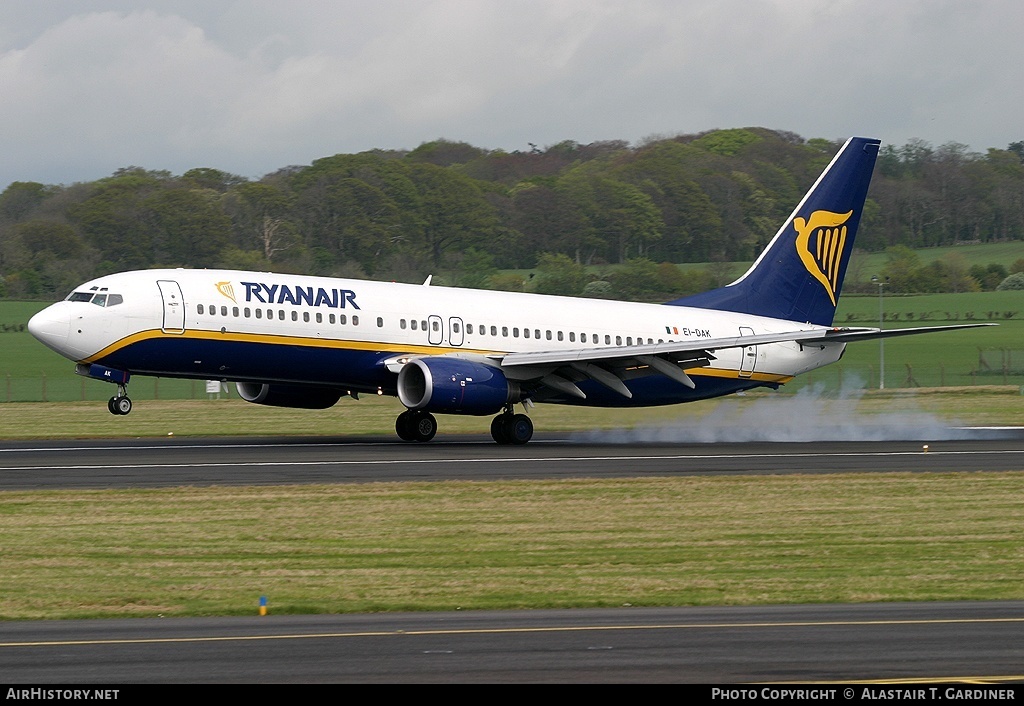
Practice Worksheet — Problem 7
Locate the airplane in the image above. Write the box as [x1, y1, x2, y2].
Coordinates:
[27, 137, 993, 444]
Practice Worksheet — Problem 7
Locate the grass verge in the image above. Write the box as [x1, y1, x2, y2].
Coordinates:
[1, 386, 1023, 439]
[1, 473, 1022, 620]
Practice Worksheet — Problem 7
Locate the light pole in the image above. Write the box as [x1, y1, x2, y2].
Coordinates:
[871, 275, 886, 389]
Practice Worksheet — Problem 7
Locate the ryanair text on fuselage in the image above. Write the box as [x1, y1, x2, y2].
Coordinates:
[238, 281, 361, 310]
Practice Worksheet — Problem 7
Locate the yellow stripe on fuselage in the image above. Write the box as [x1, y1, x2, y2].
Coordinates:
[81, 328, 794, 385]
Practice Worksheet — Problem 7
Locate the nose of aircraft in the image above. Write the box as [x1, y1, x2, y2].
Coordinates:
[28, 304, 72, 356]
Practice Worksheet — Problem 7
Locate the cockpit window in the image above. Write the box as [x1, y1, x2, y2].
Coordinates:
[68, 291, 123, 307]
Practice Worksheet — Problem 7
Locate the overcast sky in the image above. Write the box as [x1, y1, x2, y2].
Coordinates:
[1, 0, 1021, 188]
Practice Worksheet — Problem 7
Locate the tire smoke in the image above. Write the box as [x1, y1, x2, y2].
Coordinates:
[572, 379, 996, 444]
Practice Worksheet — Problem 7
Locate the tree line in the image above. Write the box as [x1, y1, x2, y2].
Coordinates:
[1, 127, 1022, 300]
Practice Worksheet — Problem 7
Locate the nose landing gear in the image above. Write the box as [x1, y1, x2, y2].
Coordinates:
[107, 384, 132, 416]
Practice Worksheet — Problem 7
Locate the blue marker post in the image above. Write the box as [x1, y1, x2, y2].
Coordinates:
[259, 595, 267, 616]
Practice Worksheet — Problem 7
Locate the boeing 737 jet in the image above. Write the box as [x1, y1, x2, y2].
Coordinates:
[28, 137, 990, 444]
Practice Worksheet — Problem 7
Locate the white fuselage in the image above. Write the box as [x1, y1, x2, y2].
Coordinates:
[29, 268, 846, 406]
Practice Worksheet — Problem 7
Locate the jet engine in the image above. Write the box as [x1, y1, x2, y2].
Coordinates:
[236, 382, 343, 409]
[397, 357, 519, 415]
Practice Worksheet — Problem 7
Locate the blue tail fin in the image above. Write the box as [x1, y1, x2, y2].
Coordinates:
[667, 137, 881, 325]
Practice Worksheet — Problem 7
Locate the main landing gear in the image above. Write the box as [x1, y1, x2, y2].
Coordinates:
[107, 384, 132, 416]
[395, 409, 437, 442]
[490, 406, 533, 445]
[394, 405, 534, 445]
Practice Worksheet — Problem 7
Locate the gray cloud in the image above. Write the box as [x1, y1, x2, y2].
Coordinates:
[0, 0, 1021, 187]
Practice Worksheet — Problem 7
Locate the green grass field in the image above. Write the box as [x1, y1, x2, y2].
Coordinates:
[2, 473, 1022, 619]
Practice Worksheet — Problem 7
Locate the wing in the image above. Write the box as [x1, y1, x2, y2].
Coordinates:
[490, 322, 996, 400]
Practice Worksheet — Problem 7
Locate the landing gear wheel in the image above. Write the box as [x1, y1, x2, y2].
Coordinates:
[491, 412, 533, 445]
[410, 411, 437, 442]
[108, 396, 132, 415]
[396, 410, 416, 441]
[506, 414, 533, 445]
[396, 410, 437, 442]
[490, 415, 510, 444]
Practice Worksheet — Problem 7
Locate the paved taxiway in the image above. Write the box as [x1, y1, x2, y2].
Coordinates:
[2, 431, 1024, 489]
[2, 602, 1023, 683]
[3, 432, 1023, 682]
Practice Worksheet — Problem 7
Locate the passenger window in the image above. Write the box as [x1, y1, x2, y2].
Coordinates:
[627, 337, 633, 345]
[616, 336, 622, 345]
[291, 311, 298, 321]
[245, 308, 251, 318]
[255, 309, 262, 319]
[303, 312, 310, 322]
[432, 320, 440, 332]
[546, 330, 552, 340]
[233, 307, 240, 317]
[278, 310, 285, 320]
[513, 327, 519, 338]
[453, 322, 461, 333]
[221, 306, 228, 316]
[197, 304, 205, 315]
[569, 332, 575, 342]
[502, 326, 508, 337]
[315, 313, 322, 323]
[377, 317, 384, 327]
[523, 328, 530, 339]
[410, 319, 417, 330]
[466, 324, 473, 334]
[353, 316, 360, 326]
[329, 314, 335, 324]
[557, 331, 564, 341]
[491, 326, 497, 336]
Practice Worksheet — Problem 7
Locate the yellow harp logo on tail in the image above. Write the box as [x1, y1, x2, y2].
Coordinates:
[794, 209, 853, 306]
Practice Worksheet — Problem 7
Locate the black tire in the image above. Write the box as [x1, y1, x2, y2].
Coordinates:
[114, 396, 132, 415]
[490, 415, 510, 445]
[507, 414, 533, 445]
[410, 411, 437, 442]
[395, 411, 416, 441]
[107, 397, 118, 415]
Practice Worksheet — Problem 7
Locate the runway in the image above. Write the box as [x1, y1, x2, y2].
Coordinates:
[2, 430, 1024, 489]
[2, 431, 1023, 683]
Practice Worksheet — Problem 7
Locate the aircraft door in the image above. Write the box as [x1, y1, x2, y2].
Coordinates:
[738, 326, 756, 378]
[449, 317, 464, 347]
[427, 314, 444, 345]
[157, 280, 186, 334]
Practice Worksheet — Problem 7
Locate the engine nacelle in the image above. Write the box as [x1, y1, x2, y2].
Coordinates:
[397, 358, 519, 415]
[236, 382, 343, 409]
